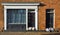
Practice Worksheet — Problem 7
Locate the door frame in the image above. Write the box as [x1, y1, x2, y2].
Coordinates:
[26, 9, 38, 30]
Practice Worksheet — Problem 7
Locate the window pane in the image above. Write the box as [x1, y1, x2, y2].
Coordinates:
[46, 9, 54, 13]
[18, 9, 26, 24]
[28, 13, 35, 27]
[7, 9, 26, 31]
[46, 9, 54, 28]
[28, 9, 35, 27]
[7, 9, 26, 24]
[28, 9, 35, 12]
[50, 13, 53, 27]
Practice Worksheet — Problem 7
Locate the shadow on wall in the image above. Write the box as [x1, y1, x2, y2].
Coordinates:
[39, 2, 46, 7]
[41, 33, 60, 35]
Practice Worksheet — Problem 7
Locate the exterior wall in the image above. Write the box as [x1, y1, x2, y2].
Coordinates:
[0, 0, 60, 31]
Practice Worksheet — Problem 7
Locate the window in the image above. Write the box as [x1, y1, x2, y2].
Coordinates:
[7, 9, 26, 31]
[7, 9, 26, 24]
[6, 9, 37, 31]
[5, 7, 38, 31]
[2, 3, 39, 31]
[46, 9, 54, 28]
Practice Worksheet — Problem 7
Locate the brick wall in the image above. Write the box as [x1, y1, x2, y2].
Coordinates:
[0, 0, 60, 31]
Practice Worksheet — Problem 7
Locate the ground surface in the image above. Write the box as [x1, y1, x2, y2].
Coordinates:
[0, 32, 60, 35]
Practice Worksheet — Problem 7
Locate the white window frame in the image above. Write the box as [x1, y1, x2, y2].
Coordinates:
[2, 3, 40, 30]
[4, 6, 38, 30]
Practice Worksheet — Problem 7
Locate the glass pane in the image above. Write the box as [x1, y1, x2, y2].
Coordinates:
[8, 24, 26, 31]
[7, 9, 26, 24]
[18, 9, 26, 24]
[7, 9, 14, 23]
[50, 13, 53, 27]
[46, 9, 54, 28]
[46, 9, 54, 13]
[28, 9, 35, 12]
[28, 9, 35, 30]
[7, 9, 26, 31]
[28, 13, 35, 27]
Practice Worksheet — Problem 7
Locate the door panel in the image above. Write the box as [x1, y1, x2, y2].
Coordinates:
[28, 12, 35, 27]
[27, 9, 35, 30]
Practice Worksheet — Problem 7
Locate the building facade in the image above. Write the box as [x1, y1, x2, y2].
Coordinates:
[0, 0, 60, 32]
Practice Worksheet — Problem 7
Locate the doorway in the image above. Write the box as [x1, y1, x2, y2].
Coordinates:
[46, 9, 54, 28]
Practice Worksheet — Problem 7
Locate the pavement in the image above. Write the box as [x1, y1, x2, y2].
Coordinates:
[0, 32, 60, 35]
